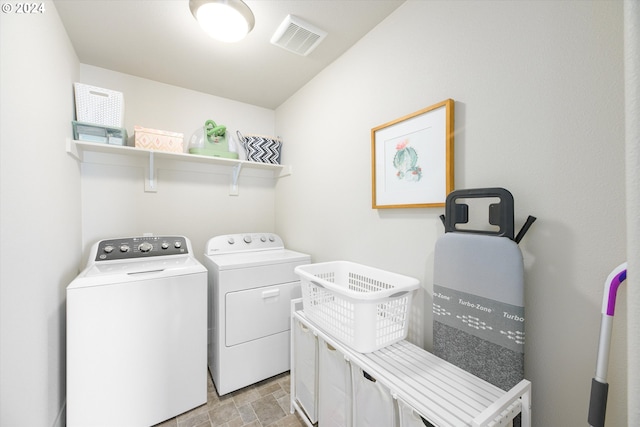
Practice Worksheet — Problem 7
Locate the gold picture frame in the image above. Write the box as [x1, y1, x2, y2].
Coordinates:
[372, 99, 454, 209]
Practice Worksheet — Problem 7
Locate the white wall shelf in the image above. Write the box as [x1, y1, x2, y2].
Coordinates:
[66, 139, 291, 194]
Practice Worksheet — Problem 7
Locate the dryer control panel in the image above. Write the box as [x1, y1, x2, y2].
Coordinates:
[95, 236, 188, 261]
[205, 233, 284, 255]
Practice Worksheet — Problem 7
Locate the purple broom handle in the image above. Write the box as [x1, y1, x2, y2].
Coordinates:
[602, 262, 628, 316]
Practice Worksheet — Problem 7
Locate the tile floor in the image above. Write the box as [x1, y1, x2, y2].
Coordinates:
[153, 372, 305, 427]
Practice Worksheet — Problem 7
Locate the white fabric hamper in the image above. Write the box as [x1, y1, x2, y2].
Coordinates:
[318, 337, 352, 427]
[293, 318, 318, 423]
[398, 399, 431, 427]
[352, 366, 397, 427]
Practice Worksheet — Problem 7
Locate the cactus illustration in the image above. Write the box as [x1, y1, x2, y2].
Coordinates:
[393, 139, 422, 181]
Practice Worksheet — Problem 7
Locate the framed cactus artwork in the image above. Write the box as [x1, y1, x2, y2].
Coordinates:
[371, 99, 454, 209]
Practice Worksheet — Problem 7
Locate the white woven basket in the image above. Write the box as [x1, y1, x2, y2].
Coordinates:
[74, 83, 124, 127]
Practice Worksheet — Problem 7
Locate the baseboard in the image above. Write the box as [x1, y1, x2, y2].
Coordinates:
[52, 399, 66, 427]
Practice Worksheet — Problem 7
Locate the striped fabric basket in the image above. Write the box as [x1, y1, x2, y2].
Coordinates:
[236, 131, 282, 164]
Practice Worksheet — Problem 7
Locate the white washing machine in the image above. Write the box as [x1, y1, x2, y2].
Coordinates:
[66, 235, 207, 427]
[204, 232, 311, 395]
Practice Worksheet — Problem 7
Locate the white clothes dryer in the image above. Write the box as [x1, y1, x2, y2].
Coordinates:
[66, 235, 207, 427]
[203, 232, 311, 395]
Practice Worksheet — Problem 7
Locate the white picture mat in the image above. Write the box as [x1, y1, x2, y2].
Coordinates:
[374, 105, 447, 206]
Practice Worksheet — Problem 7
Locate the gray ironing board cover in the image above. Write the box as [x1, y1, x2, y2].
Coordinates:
[433, 232, 525, 390]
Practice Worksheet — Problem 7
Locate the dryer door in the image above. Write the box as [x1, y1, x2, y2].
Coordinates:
[225, 281, 301, 347]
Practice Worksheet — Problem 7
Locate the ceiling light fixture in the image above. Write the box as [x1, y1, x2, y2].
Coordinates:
[189, 0, 255, 43]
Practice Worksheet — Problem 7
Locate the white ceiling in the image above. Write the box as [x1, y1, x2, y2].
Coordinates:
[54, 0, 405, 109]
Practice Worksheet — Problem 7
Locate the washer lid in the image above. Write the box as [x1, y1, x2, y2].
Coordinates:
[205, 248, 310, 270]
[68, 255, 206, 289]
[84, 254, 202, 276]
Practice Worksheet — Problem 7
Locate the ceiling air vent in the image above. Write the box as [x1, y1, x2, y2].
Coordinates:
[270, 14, 327, 56]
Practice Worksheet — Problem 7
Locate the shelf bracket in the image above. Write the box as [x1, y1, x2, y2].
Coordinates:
[279, 164, 293, 178]
[230, 163, 242, 196]
[66, 138, 81, 160]
[144, 151, 157, 192]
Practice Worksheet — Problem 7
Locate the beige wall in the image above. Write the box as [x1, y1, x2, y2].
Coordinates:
[0, 2, 81, 426]
[624, 1, 640, 425]
[275, 1, 627, 425]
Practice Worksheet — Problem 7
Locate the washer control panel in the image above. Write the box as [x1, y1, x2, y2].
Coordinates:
[95, 236, 188, 261]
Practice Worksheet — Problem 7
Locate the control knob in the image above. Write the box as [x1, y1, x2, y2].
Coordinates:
[243, 235, 252, 244]
[174, 241, 182, 249]
[138, 242, 153, 253]
[103, 245, 114, 254]
[120, 245, 130, 253]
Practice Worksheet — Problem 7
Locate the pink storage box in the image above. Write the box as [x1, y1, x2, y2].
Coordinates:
[134, 126, 184, 153]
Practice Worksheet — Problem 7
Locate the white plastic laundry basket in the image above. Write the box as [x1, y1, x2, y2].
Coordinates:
[296, 261, 419, 353]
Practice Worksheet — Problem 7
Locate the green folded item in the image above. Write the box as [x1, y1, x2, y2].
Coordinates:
[188, 147, 239, 159]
